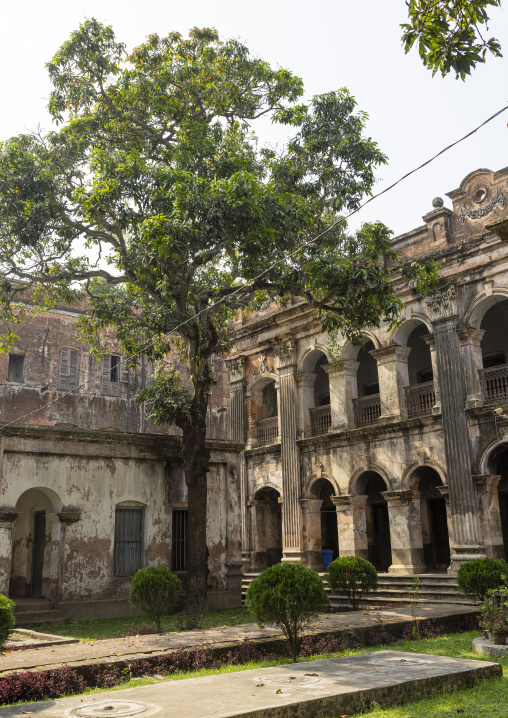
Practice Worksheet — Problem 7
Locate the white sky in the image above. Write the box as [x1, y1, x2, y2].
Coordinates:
[1, 0, 507, 237]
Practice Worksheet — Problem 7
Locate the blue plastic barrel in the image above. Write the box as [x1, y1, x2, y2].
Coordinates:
[321, 548, 334, 569]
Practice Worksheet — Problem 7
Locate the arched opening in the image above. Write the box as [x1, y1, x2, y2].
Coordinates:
[411, 467, 450, 571]
[303, 350, 331, 435]
[251, 377, 279, 446]
[404, 325, 436, 417]
[495, 448, 508, 560]
[354, 341, 381, 426]
[480, 299, 508, 403]
[318, 480, 339, 560]
[251, 487, 282, 570]
[9, 488, 62, 599]
[262, 381, 278, 419]
[357, 472, 391, 572]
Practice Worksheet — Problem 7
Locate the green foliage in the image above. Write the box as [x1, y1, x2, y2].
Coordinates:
[479, 586, 508, 632]
[129, 566, 181, 633]
[456, 557, 508, 602]
[326, 556, 378, 611]
[246, 562, 329, 661]
[0, 593, 15, 650]
[402, 0, 502, 79]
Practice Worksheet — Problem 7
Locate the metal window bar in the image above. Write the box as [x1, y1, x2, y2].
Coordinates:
[352, 394, 381, 427]
[172, 509, 188, 572]
[114, 507, 144, 576]
[404, 381, 436, 417]
[256, 416, 279, 445]
[479, 364, 508, 403]
[309, 404, 331, 435]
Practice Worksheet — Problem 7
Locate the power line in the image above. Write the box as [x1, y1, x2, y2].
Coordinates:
[1, 102, 507, 432]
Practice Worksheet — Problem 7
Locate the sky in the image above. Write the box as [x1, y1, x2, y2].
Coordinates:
[1, 0, 507, 237]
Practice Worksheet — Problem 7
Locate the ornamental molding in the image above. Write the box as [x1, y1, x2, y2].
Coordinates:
[424, 284, 457, 320]
[252, 353, 274, 377]
[274, 339, 297, 368]
[225, 356, 246, 383]
[459, 188, 506, 224]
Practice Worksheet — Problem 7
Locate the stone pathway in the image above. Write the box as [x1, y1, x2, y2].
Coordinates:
[0, 604, 475, 676]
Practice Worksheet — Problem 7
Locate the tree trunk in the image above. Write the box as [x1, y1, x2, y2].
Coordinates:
[181, 391, 211, 613]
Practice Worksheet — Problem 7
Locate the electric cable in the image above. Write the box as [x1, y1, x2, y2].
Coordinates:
[1, 102, 507, 432]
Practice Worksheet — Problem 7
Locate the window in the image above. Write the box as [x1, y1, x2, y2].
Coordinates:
[113, 506, 144, 576]
[58, 348, 80, 391]
[101, 355, 125, 396]
[172, 509, 188, 572]
[7, 354, 25, 383]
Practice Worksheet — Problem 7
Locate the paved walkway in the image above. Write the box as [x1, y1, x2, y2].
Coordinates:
[0, 604, 475, 676]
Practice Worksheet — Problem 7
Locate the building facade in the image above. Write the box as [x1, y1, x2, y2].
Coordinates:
[227, 167, 508, 577]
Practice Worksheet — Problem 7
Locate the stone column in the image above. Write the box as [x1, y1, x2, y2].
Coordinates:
[422, 333, 441, 412]
[457, 328, 485, 408]
[370, 346, 411, 420]
[0, 510, 20, 595]
[275, 339, 303, 562]
[324, 360, 359, 430]
[225, 357, 250, 568]
[249, 499, 267, 571]
[382, 490, 426, 574]
[473, 475, 504, 558]
[437, 484, 454, 556]
[426, 284, 485, 571]
[300, 499, 324, 570]
[296, 372, 316, 438]
[332, 494, 369, 559]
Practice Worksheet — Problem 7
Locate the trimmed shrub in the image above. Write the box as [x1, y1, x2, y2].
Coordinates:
[0, 594, 15, 652]
[326, 556, 378, 610]
[129, 566, 181, 633]
[246, 562, 329, 662]
[456, 557, 508, 602]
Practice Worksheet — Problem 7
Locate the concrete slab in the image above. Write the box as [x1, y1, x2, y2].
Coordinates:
[473, 636, 508, 658]
[1, 650, 500, 718]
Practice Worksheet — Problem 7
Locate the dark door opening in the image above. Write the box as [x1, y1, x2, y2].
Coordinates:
[429, 498, 450, 570]
[371, 503, 392, 572]
[499, 492, 508, 561]
[31, 511, 46, 597]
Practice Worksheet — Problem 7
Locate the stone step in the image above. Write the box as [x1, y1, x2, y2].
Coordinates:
[14, 609, 64, 626]
[13, 598, 55, 613]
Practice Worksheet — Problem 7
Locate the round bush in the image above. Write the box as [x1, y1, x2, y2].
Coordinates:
[326, 556, 378, 610]
[0, 593, 15, 651]
[129, 566, 181, 633]
[246, 562, 329, 662]
[456, 557, 508, 602]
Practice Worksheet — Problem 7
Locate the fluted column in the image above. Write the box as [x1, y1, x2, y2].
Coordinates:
[370, 346, 411, 420]
[275, 339, 303, 562]
[426, 285, 485, 571]
[0, 509, 20, 595]
[382, 490, 426, 574]
[457, 328, 485, 408]
[300, 498, 324, 570]
[473, 475, 504, 558]
[225, 357, 250, 567]
[324, 360, 359, 429]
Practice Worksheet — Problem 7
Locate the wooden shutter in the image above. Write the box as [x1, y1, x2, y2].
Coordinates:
[114, 507, 144, 575]
[120, 356, 128, 384]
[58, 348, 80, 391]
[101, 356, 112, 396]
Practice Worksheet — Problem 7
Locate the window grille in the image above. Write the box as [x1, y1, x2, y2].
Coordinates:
[58, 348, 80, 391]
[172, 509, 188, 572]
[114, 507, 144, 576]
[7, 354, 25, 383]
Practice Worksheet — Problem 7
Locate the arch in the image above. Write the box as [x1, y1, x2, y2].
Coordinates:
[14, 486, 63, 514]
[402, 460, 447, 490]
[250, 484, 282, 569]
[390, 316, 432, 346]
[252, 480, 283, 501]
[348, 465, 393, 495]
[303, 472, 340, 499]
[340, 332, 381, 361]
[246, 372, 279, 395]
[299, 345, 330, 372]
[464, 289, 508, 329]
[480, 437, 508, 475]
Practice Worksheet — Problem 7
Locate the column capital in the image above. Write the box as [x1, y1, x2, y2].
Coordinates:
[299, 498, 323, 513]
[274, 338, 297, 369]
[330, 495, 352, 510]
[225, 356, 246, 383]
[472, 474, 501, 493]
[381, 489, 415, 505]
[0, 509, 20, 526]
[456, 327, 485, 345]
[425, 283, 458, 321]
[56, 510, 81, 525]
[323, 359, 360, 376]
[295, 371, 316, 388]
[370, 345, 412, 364]
[422, 332, 435, 348]
[437, 484, 450, 499]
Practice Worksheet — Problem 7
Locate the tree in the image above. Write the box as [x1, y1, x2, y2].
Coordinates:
[0, 20, 437, 611]
[326, 556, 378, 611]
[129, 566, 181, 632]
[401, 0, 502, 79]
[246, 563, 329, 662]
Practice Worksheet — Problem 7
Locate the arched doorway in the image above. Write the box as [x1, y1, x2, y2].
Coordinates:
[354, 341, 381, 426]
[357, 472, 392, 572]
[479, 299, 508, 403]
[412, 467, 450, 571]
[300, 349, 331, 436]
[495, 448, 508, 560]
[318, 481, 339, 560]
[250, 487, 283, 570]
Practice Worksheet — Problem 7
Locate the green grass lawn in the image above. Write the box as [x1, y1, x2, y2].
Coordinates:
[20, 630, 506, 716]
[32, 606, 253, 640]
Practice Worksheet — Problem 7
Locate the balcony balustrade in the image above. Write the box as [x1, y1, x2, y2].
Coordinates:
[479, 364, 508, 403]
[353, 394, 381, 427]
[309, 404, 331, 436]
[256, 416, 279, 445]
[404, 381, 436, 418]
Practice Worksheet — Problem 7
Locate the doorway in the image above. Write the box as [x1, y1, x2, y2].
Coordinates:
[30, 511, 46, 597]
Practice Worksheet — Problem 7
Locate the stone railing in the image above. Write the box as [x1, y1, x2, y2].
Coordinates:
[256, 416, 279, 445]
[479, 364, 508, 404]
[404, 381, 436, 418]
[309, 404, 331, 436]
[353, 394, 381, 427]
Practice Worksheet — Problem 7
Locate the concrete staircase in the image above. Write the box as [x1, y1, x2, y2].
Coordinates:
[13, 597, 64, 626]
[241, 572, 475, 607]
